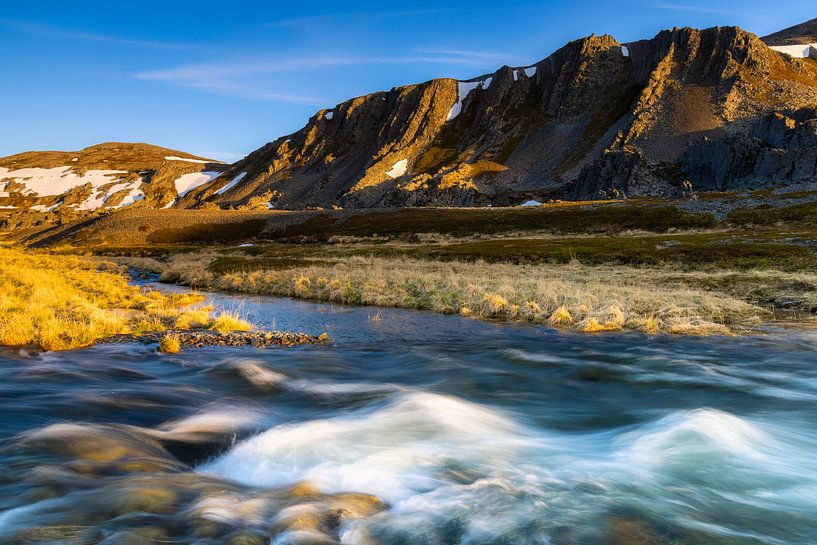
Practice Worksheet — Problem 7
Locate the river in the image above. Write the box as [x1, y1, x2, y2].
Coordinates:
[1, 286, 816, 544]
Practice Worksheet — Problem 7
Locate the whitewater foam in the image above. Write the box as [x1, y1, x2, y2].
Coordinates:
[199, 394, 817, 544]
[201, 392, 536, 503]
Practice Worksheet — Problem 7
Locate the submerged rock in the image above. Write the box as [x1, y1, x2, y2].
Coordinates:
[608, 517, 659, 545]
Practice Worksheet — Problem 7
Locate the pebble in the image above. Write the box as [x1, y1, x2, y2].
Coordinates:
[100, 330, 332, 350]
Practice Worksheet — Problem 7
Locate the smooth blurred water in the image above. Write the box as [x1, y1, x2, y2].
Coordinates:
[1, 288, 817, 544]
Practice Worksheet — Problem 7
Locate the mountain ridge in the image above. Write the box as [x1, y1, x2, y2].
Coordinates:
[182, 23, 817, 209]
[4, 18, 817, 216]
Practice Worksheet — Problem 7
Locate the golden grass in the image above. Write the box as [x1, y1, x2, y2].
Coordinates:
[158, 334, 181, 354]
[209, 311, 253, 333]
[173, 308, 212, 330]
[117, 252, 800, 335]
[0, 248, 251, 350]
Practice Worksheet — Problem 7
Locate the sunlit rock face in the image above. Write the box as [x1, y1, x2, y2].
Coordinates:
[184, 23, 817, 209]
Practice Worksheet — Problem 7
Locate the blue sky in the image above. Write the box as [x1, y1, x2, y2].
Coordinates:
[1, 0, 813, 161]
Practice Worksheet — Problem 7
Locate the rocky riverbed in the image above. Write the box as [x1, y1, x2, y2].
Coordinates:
[101, 329, 331, 350]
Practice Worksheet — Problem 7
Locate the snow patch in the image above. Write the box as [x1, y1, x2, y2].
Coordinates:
[165, 156, 211, 164]
[519, 199, 543, 207]
[29, 203, 61, 213]
[0, 205, 17, 209]
[513, 70, 518, 81]
[0, 167, 129, 197]
[325, 111, 334, 120]
[174, 171, 222, 198]
[118, 186, 145, 208]
[769, 44, 816, 58]
[446, 77, 493, 121]
[77, 179, 140, 211]
[215, 172, 247, 195]
[524, 66, 537, 78]
[621, 45, 630, 57]
[386, 159, 408, 178]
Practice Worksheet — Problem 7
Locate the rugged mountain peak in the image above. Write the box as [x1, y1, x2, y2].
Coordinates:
[174, 23, 817, 209]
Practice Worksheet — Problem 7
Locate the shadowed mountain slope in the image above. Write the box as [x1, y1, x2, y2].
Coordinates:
[763, 17, 817, 45]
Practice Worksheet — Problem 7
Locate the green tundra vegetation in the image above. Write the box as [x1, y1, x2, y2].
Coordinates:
[5, 198, 817, 338]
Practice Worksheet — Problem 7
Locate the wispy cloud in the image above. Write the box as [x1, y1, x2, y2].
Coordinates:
[139, 53, 496, 80]
[181, 79, 329, 106]
[0, 18, 189, 49]
[649, 2, 769, 18]
[137, 52, 500, 104]
[261, 9, 451, 29]
[414, 48, 511, 62]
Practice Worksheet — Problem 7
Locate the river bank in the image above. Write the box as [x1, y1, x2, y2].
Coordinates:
[112, 247, 817, 336]
[0, 248, 302, 351]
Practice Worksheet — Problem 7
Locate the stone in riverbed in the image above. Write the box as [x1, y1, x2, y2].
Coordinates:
[112, 486, 178, 515]
[226, 530, 269, 545]
[101, 330, 331, 350]
[270, 529, 339, 545]
[608, 517, 659, 545]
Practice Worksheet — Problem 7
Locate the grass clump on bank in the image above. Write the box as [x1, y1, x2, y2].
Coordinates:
[158, 334, 181, 354]
[209, 311, 252, 333]
[0, 248, 250, 350]
[123, 252, 790, 335]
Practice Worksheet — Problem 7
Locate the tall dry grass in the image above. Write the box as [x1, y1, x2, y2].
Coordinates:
[117, 253, 798, 335]
[0, 248, 250, 350]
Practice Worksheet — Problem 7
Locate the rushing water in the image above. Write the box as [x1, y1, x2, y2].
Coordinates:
[1, 288, 817, 545]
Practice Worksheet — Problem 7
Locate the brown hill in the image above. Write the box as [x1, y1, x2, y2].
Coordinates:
[762, 17, 817, 45]
[0, 143, 226, 225]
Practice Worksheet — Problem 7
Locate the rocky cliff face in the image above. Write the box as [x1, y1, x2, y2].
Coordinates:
[573, 26, 817, 199]
[181, 22, 817, 209]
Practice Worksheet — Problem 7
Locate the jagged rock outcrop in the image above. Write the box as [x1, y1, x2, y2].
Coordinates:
[681, 109, 817, 190]
[571, 25, 817, 198]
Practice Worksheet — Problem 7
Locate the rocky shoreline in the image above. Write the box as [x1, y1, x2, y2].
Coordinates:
[101, 329, 331, 350]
